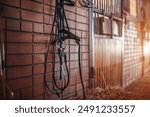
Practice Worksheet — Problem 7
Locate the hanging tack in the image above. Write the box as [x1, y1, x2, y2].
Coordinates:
[44, 0, 86, 99]
[64, 0, 75, 6]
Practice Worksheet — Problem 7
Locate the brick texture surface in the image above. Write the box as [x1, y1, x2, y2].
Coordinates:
[0, 0, 89, 99]
[123, 22, 142, 87]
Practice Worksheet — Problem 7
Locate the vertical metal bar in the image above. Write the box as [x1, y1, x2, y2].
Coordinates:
[104, 0, 106, 13]
[97, 0, 99, 9]
[111, 0, 113, 13]
[94, 0, 96, 9]
[109, 0, 111, 15]
[106, 0, 108, 15]
[102, 0, 103, 11]
[32, 23, 34, 99]
[110, 14, 113, 39]
[119, 0, 121, 17]
[121, 22, 124, 87]
[100, 0, 102, 10]
[116, 0, 117, 16]
[113, 0, 114, 14]
[89, 8, 94, 89]
[120, 0, 122, 18]
[113, 0, 115, 16]
[3, 18, 7, 100]
[108, 0, 110, 15]
[97, 0, 98, 9]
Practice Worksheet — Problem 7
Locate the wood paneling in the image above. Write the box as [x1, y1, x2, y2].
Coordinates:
[93, 35, 122, 88]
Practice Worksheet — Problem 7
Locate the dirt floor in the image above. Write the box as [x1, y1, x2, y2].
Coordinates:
[126, 71, 150, 100]
[71, 71, 150, 100]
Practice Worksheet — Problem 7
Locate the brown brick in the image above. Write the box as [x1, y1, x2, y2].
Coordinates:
[34, 75, 44, 85]
[65, 6, 75, 13]
[46, 64, 53, 72]
[34, 65, 44, 75]
[81, 39, 88, 45]
[7, 32, 32, 42]
[70, 77, 77, 86]
[65, 11, 75, 20]
[7, 78, 32, 90]
[70, 45, 78, 52]
[21, 21, 33, 32]
[44, 73, 53, 82]
[76, 30, 82, 37]
[7, 66, 32, 79]
[44, 25, 51, 33]
[7, 55, 32, 66]
[33, 64, 52, 74]
[81, 31, 88, 38]
[44, 5, 50, 14]
[0, 0, 20, 7]
[33, 34, 50, 43]
[45, 93, 58, 100]
[70, 53, 78, 60]
[21, 0, 43, 13]
[34, 86, 43, 96]
[63, 85, 75, 96]
[47, 54, 53, 62]
[70, 69, 80, 77]
[34, 54, 45, 64]
[34, 45, 46, 54]
[67, 20, 75, 29]
[76, 23, 88, 31]
[21, 87, 33, 99]
[2, 6, 20, 19]
[44, 5, 54, 14]
[81, 46, 89, 52]
[7, 43, 32, 54]
[21, 10, 43, 22]
[44, 15, 50, 24]
[76, 7, 88, 17]
[7, 19, 20, 30]
[82, 53, 88, 60]
[44, 0, 55, 5]
[34, 23, 43, 33]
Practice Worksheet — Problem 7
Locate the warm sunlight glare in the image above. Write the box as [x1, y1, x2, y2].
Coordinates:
[144, 40, 150, 55]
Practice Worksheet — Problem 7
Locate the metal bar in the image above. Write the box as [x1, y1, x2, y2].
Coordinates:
[102, 0, 103, 11]
[4, 17, 7, 100]
[108, 0, 110, 15]
[89, 7, 94, 88]
[106, 0, 108, 15]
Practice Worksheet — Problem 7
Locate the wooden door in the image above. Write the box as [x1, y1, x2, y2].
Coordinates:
[93, 36, 123, 88]
[89, 0, 123, 88]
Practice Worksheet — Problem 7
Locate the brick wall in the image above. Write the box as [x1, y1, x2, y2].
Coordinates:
[0, 0, 89, 99]
[123, 21, 143, 87]
[122, 0, 143, 87]
[130, 0, 137, 17]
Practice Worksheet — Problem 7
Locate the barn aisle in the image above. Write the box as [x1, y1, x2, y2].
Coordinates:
[126, 71, 150, 100]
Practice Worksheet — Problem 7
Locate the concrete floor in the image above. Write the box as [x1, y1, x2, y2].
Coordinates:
[126, 71, 150, 100]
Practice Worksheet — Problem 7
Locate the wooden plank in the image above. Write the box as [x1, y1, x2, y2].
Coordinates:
[93, 33, 123, 88]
